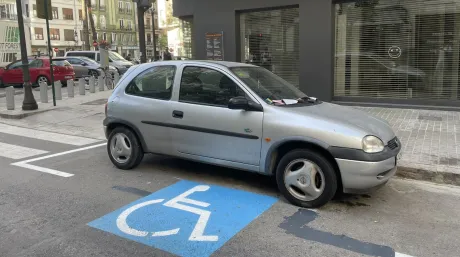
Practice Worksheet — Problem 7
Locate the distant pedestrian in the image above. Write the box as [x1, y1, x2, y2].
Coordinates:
[163, 48, 172, 61]
[126, 54, 132, 61]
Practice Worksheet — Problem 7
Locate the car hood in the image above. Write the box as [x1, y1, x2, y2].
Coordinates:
[285, 102, 395, 143]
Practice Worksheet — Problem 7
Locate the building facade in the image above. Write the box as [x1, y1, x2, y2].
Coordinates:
[27, 0, 83, 56]
[0, 0, 32, 65]
[174, 0, 460, 108]
[89, 0, 138, 58]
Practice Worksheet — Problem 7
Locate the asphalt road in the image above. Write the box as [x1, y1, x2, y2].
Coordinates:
[0, 131, 459, 257]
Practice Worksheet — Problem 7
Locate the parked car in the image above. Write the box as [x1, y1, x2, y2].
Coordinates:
[0, 57, 74, 87]
[64, 56, 118, 79]
[64, 50, 133, 75]
[103, 61, 401, 208]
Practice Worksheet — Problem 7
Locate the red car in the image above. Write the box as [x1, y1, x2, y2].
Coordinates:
[0, 57, 75, 87]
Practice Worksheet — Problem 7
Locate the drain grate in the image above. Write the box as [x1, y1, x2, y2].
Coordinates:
[81, 99, 108, 105]
[418, 115, 442, 122]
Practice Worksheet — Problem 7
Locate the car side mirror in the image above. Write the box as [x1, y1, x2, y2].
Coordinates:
[228, 96, 263, 112]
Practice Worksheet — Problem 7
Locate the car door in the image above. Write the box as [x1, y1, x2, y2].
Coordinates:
[122, 65, 176, 155]
[168, 64, 263, 166]
[1, 61, 23, 84]
[67, 58, 87, 78]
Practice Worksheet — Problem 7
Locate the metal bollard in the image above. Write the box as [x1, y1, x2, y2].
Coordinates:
[5, 86, 14, 110]
[78, 78, 85, 95]
[55, 81, 62, 100]
[67, 80, 74, 98]
[89, 76, 95, 93]
[114, 72, 120, 87]
[40, 82, 48, 103]
[98, 76, 104, 91]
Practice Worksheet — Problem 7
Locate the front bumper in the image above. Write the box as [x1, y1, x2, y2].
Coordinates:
[336, 156, 397, 193]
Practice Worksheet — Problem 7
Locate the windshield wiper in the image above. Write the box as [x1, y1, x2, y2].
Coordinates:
[298, 96, 318, 103]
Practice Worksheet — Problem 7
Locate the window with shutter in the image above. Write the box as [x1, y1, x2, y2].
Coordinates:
[334, 0, 460, 101]
[239, 8, 299, 87]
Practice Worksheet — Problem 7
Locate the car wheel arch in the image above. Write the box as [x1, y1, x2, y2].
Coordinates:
[265, 139, 343, 192]
[105, 119, 147, 152]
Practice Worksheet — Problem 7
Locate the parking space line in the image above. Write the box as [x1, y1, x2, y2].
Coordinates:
[0, 142, 48, 159]
[0, 123, 101, 146]
[11, 143, 107, 177]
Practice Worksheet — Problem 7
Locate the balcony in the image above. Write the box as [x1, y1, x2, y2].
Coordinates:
[0, 13, 17, 20]
[118, 8, 125, 14]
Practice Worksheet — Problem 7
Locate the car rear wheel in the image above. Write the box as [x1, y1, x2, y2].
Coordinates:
[107, 127, 144, 170]
[276, 149, 337, 208]
[36, 75, 49, 86]
[89, 70, 99, 78]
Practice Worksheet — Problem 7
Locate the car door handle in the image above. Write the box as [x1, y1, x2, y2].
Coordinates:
[172, 110, 183, 118]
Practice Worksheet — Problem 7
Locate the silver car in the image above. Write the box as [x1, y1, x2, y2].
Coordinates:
[64, 56, 118, 79]
[103, 61, 401, 208]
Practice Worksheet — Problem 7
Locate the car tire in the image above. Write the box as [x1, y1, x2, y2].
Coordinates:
[88, 70, 99, 78]
[276, 149, 337, 208]
[36, 75, 49, 86]
[107, 126, 144, 170]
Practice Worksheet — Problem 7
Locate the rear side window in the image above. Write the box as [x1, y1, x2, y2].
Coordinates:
[53, 60, 71, 66]
[67, 52, 96, 60]
[29, 59, 43, 68]
[125, 66, 176, 100]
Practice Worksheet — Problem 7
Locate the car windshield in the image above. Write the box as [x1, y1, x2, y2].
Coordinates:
[230, 67, 307, 105]
[109, 51, 126, 61]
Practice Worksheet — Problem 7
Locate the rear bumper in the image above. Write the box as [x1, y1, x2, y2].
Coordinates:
[336, 156, 397, 193]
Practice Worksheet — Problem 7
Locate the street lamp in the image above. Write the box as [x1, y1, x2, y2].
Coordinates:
[148, 4, 157, 61]
[16, 0, 38, 110]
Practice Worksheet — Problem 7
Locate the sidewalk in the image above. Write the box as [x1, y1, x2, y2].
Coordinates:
[1, 91, 459, 186]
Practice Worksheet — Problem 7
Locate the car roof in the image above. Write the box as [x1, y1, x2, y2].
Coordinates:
[149, 60, 257, 68]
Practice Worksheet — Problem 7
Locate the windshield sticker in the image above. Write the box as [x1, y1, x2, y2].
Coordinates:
[235, 70, 250, 78]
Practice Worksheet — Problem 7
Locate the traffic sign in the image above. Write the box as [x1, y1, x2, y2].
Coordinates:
[88, 180, 277, 257]
[36, 0, 53, 20]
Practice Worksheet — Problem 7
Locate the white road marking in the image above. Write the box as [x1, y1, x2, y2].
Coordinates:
[116, 199, 181, 237]
[163, 185, 218, 242]
[11, 143, 107, 177]
[0, 123, 100, 146]
[395, 252, 415, 257]
[0, 142, 48, 159]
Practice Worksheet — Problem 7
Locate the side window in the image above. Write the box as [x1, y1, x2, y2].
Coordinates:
[125, 66, 176, 100]
[96, 54, 100, 62]
[179, 66, 245, 106]
[67, 58, 78, 65]
[29, 59, 43, 68]
[8, 61, 22, 70]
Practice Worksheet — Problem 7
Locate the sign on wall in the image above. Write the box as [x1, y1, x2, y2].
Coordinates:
[205, 32, 224, 61]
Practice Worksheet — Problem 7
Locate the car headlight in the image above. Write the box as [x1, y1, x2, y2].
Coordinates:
[362, 136, 384, 153]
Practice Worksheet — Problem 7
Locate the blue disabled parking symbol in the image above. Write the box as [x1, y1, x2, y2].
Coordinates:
[88, 180, 277, 257]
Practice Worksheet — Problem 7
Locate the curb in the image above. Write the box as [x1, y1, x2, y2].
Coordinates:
[396, 166, 460, 186]
[0, 108, 56, 119]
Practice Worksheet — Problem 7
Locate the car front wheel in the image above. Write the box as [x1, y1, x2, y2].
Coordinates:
[276, 149, 337, 208]
[36, 75, 49, 85]
[107, 127, 144, 170]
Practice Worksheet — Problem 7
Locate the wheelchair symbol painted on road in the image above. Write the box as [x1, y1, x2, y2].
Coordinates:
[88, 180, 277, 257]
[116, 185, 218, 241]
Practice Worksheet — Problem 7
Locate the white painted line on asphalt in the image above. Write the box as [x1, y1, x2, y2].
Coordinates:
[0, 142, 48, 159]
[11, 143, 107, 178]
[395, 252, 415, 257]
[0, 123, 101, 146]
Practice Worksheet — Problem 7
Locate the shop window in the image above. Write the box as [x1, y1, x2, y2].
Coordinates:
[180, 18, 194, 59]
[239, 8, 299, 87]
[334, 0, 460, 100]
